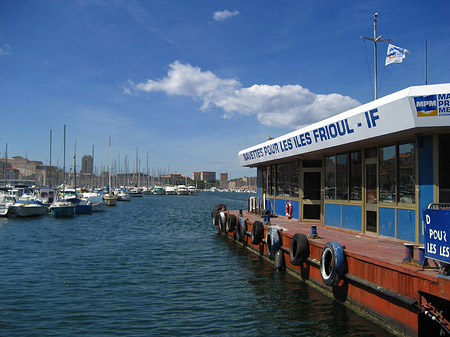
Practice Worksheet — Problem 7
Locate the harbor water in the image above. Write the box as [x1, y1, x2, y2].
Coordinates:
[0, 192, 395, 336]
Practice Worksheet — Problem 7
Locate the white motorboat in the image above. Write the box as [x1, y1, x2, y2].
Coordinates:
[164, 186, 176, 195]
[117, 190, 131, 201]
[129, 188, 143, 197]
[188, 186, 199, 195]
[10, 200, 48, 217]
[49, 200, 75, 217]
[0, 193, 14, 217]
[81, 192, 106, 211]
[176, 185, 189, 195]
[153, 186, 165, 195]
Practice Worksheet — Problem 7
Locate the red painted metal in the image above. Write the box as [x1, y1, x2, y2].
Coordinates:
[217, 209, 450, 336]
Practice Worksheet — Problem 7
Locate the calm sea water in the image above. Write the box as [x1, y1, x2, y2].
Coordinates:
[0, 192, 395, 336]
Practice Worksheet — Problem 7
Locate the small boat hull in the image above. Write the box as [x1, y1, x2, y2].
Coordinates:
[50, 202, 75, 217]
[10, 204, 48, 217]
[104, 195, 117, 206]
[75, 203, 93, 214]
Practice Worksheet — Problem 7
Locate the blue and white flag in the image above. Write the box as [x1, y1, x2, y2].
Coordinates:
[385, 43, 410, 66]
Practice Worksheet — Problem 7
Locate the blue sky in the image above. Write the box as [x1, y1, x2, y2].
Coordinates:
[1, 0, 450, 179]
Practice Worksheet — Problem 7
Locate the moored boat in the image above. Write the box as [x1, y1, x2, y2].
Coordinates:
[187, 185, 198, 195]
[129, 188, 143, 197]
[117, 190, 131, 201]
[49, 201, 75, 217]
[9, 200, 48, 217]
[104, 193, 117, 206]
[152, 186, 165, 195]
[80, 192, 106, 212]
[164, 186, 176, 195]
[175, 185, 189, 195]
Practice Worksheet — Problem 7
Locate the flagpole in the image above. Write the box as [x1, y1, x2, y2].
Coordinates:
[425, 40, 428, 85]
[361, 13, 391, 100]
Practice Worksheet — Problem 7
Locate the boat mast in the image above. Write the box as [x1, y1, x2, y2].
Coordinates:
[361, 13, 391, 100]
[4, 142, 7, 184]
[73, 139, 77, 190]
[108, 136, 112, 196]
[63, 124, 66, 199]
[92, 145, 94, 189]
[49, 130, 52, 188]
[136, 147, 139, 187]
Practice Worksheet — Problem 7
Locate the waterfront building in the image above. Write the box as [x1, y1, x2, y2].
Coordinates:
[81, 155, 93, 174]
[220, 173, 229, 189]
[239, 83, 450, 244]
[201, 171, 216, 181]
[192, 171, 202, 181]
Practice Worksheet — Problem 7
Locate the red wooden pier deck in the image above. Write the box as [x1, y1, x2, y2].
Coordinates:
[219, 209, 450, 336]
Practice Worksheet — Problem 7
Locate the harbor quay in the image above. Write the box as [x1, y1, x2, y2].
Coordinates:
[214, 208, 450, 336]
[213, 83, 450, 337]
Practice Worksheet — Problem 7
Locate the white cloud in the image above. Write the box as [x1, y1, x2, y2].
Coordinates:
[0, 43, 11, 57]
[130, 61, 361, 129]
[213, 9, 240, 22]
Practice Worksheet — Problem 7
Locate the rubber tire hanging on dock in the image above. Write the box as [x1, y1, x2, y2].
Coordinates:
[289, 233, 309, 266]
[265, 227, 281, 259]
[236, 218, 246, 242]
[251, 221, 263, 245]
[211, 204, 226, 228]
[219, 212, 227, 232]
[320, 241, 345, 286]
[226, 214, 237, 233]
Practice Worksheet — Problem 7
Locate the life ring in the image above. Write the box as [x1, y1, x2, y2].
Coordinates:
[251, 221, 264, 245]
[289, 233, 309, 266]
[286, 202, 293, 219]
[236, 218, 247, 242]
[320, 241, 346, 286]
[265, 227, 281, 259]
[226, 214, 237, 233]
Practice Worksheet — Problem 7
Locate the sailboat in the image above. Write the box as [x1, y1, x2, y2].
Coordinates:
[104, 136, 117, 206]
[66, 140, 93, 214]
[49, 125, 76, 217]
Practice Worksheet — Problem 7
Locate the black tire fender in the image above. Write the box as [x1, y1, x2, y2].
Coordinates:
[289, 233, 309, 266]
[219, 212, 227, 232]
[236, 218, 246, 242]
[226, 214, 237, 233]
[320, 241, 345, 286]
[251, 221, 263, 245]
[265, 227, 281, 259]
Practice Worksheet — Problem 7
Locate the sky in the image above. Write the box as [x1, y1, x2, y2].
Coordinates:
[1, 0, 450, 179]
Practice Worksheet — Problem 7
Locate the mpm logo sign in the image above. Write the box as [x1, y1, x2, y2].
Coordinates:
[415, 95, 437, 117]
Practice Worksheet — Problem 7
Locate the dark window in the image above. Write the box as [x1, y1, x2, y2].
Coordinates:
[336, 153, 348, 200]
[325, 156, 336, 199]
[398, 143, 415, 204]
[290, 162, 299, 198]
[379, 145, 396, 203]
[439, 134, 450, 203]
[349, 151, 362, 200]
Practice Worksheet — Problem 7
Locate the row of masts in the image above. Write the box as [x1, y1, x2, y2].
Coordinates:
[42, 126, 177, 189]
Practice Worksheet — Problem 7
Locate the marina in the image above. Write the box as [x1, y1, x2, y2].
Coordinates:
[0, 192, 393, 336]
[2, 2, 450, 336]
[214, 83, 450, 336]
